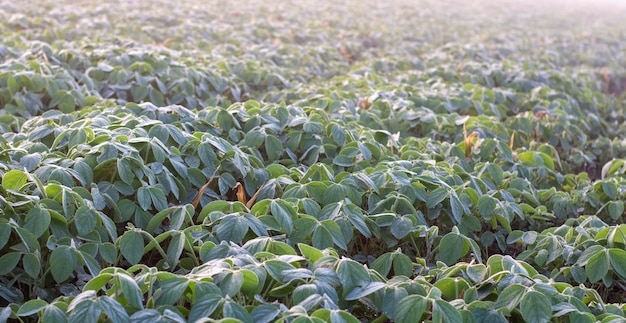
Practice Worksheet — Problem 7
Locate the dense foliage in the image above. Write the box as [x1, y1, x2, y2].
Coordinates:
[1, 0, 626, 321]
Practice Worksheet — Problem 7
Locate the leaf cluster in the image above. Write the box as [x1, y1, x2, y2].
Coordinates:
[2, 0, 626, 321]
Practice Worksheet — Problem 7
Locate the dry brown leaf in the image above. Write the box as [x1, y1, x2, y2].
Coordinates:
[155, 38, 173, 47]
[534, 110, 549, 119]
[246, 183, 266, 209]
[191, 167, 220, 209]
[235, 182, 247, 205]
[357, 97, 370, 110]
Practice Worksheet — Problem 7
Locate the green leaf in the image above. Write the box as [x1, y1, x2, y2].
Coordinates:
[264, 259, 295, 282]
[520, 291, 551, 323]
[188, 293, 223, 322]
[0, 223, 10, 249]
[198, 142, 218, 168]
[567, 312, 595, 323]
[392, 294, 427, 323]
[486, 164, 504, 185]
[2, 169, 28, 191]
[100, 243, 117, 264]
[312, 224, 334, 250]
[244, 129, 266, 148]
[83, 273, 113, 292]
[130, 309, 162, 323]
[78, 251, 101, 277]
[216, 215, 248, 242]
[586, 249, 610, 283]
[382, 287, 408, 318]
[17, 299, 48, 316]
[471, 306, 507, 323]
[137, 187, 151, 210]
[146, 208, 173, 234]
[607, 201, 624, 220]
[99, 296, 130, 322]
[16, 227, 40, 252]
[119, 231, 144, 265]
[345, 282, 386, 300]
[271, 200, 296, 235]
[50, 246, 78, 283]
[343, 204, 371, 237]
[149, 187, 168, 211]
[268, 240, 297, 256]
[467, 238, 483, 264]
[293, 284, 318, 305]
[322, 184, 345, 204]
[265, 136, 283, 161]
[23, 207, 51, 238]
[297, 294, 323, 311]
[477, 195, 496, 219]
[217, 109, 234, 129]
[609, 248, 626, 280]
[166, 231, 185, 269]
[494, 284, 526, 310]
[23, 253, 40, 278]
[166, 205, 193, 231]
[330, 310, 360, 323]
[450, 194, 464, 223]
[58, 93, 76, 113]
[333, 155, 353, 168]
[8, 76, 19, 94]
[433, 277, 470, 300]
[68, 298, 101, 322]
[392, 253, 413, 277]
[240, 269, 260, 295]
[149, 139, 168, 162]
[331, 124, 346, 146]
[577, 245, 605, 266]
[390, 216, 412, 239]
[221, 271, 244, 297]
[521, 231, 538, 244]
[432, 299, 462, 323]
[250, 304, 280, 323]
[117, 158, 134, 185]
[337, 258, 370, 298]
[298, 243, 324, 263]
[602, 182, 618, 199]
[570, 266, 587, 284]
[518, 151, 541, 167]
[68, 129, 87, 149]
[223, 301, 253, 323]
[427, 187, 448, 208]
[43, 305, 67, 322]
[131, 85, 149, 101]
[149, 88, 165, 106]
[438, 232, 468, 265]
[75, 206, 97, 235]
[322, 219, 348, 250]
[371, 253, 393, 277]
[539, 152, 554, 170]
[466, 264, 487, 283]
[118, 273, 144, 309]
[99, 211, 119, 241]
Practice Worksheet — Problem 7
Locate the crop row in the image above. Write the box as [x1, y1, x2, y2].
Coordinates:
[2, 0, 626, 321]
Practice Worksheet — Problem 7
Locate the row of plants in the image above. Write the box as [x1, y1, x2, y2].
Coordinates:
[1, 0, 626, 321]
[8, 240, 626, 323]
[1, 100, 626, 321]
